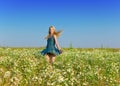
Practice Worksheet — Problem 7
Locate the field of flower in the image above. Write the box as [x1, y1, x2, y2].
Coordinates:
[0, 47, 120, 86]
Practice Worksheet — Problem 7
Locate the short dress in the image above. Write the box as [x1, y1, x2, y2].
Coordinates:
[41, 35, 61, 56]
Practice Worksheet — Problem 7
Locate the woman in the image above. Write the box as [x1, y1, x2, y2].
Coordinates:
[41, 26, 62, 63]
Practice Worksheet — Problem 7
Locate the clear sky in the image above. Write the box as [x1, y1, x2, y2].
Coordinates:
[0, 0, 120, 48]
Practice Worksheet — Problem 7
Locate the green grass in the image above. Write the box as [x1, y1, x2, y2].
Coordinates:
[0, 48, 120, 86]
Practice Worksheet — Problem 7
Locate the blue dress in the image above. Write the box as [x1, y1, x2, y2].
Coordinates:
[41, 35, 61, 56]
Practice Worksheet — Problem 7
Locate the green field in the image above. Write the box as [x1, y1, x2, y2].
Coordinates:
[0, 48, 120, 86]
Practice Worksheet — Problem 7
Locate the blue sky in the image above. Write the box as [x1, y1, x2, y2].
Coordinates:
[0, 0, 120, 48]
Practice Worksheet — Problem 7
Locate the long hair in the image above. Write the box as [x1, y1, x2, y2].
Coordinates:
[45, 26, 62, 39]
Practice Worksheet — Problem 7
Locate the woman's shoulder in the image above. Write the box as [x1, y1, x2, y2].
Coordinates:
[53, 35, 57, 39]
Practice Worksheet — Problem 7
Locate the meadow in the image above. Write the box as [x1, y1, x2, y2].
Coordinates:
[0, 47, 120, 86]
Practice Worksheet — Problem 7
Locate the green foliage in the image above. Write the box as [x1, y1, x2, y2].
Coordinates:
[69, 43, 73, 49]
[0, 48, 120, 86]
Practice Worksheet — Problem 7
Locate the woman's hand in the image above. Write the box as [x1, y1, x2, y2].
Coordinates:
[59, 49, 63, 54]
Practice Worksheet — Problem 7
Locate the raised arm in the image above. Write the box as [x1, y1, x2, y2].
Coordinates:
[54, 35, 61, 50]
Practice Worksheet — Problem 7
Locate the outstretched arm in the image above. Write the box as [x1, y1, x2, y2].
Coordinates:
[54, 35, 61, 50]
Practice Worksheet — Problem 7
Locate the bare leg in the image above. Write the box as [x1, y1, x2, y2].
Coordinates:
[45, 54, 50, 63]
[45, 53, 56, 64]
[49, 54, 56, 63]
[51, 56, 56, 63]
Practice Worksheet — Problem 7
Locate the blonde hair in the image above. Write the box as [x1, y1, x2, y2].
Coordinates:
[45, 26, 62, 39]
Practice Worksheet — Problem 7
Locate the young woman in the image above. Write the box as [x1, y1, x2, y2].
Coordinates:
[41, 26, 62, 63]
